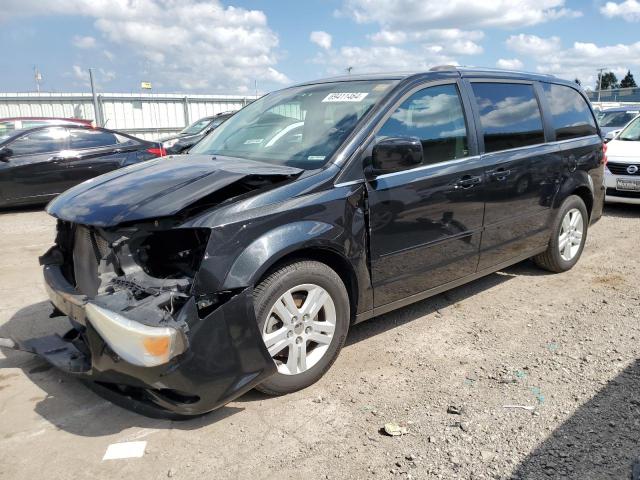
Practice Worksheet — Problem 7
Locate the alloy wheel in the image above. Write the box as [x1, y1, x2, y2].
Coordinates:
[558, 208, 584, 261]
[261, 284, 336, 375]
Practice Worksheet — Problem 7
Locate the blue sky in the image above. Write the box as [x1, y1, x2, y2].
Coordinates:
[0, 0, 638, 94]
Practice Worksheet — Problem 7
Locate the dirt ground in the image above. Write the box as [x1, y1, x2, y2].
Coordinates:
[0, 204, 639, 480]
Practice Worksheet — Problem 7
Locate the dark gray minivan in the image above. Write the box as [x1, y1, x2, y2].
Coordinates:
[5, 67, 605, 418]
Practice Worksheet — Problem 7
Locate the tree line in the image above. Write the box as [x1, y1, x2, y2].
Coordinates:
[574, 70, 637, 90]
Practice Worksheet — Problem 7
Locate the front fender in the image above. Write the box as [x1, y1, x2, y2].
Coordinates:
[223, 221, 343, 289]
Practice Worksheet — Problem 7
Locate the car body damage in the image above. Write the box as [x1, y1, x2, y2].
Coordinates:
[10, 150, 369, 417]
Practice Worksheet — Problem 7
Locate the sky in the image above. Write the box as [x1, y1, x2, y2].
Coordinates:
[0, 0, 638, 95]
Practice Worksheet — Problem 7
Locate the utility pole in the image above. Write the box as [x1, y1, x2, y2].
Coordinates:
[596, 67, 606, 104]
[88, 68, 101, 126]
[34, 66, 42, 93]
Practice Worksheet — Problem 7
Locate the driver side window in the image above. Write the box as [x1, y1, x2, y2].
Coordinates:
[377, 83, 469, 165]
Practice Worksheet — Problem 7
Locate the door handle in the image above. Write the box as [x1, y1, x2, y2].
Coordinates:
[490, 169, 511, 180]
[455, 175, 482, 189]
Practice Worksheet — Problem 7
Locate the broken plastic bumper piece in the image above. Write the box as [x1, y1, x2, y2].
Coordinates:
[1, 264, 277, 419]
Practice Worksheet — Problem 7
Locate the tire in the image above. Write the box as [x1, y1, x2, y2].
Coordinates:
[534, 195, 589, 273]
[253, 260, 350, 395]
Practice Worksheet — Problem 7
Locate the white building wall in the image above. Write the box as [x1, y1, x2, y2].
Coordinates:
[0, 92, 255, 140]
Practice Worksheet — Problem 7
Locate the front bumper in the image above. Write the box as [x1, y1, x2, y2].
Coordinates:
[604, 171, 640, 205]
[7, 265, 276, 419]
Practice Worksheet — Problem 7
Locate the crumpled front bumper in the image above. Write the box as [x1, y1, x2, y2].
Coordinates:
[6, 264, 276, 419]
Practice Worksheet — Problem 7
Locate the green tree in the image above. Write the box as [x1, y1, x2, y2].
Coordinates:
[596, 71, 619, 90]
[620, 70, 637, 88]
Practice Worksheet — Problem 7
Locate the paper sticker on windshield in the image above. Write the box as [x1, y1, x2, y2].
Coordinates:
[244, 138, 264, 145]
[322, 92, 369, 103]
[308, 155, 325, 161]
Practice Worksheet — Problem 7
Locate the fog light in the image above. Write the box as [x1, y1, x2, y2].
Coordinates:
[86, 303, 186, 367]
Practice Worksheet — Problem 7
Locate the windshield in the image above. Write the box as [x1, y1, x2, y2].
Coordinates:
[599, 111, 639, 128]
[618, 116, 640, 141]
[191, 80, 396, 169]
[181, 118, 214, 135]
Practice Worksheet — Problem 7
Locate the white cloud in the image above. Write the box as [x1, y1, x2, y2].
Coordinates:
[506, 34, 562, 56]
[1, 0, 288, 93]
[338, 0, 581, 29]
[496, 58, 524, 70]
[506, 34, 640, 86]
[103, 50, 115, 61]
[71, 65, 116, 87]
[369, 29, 484, 55]
[314, 45, 457, 75]
[72, 35, 96, 49]
[601, 0, 640, 22]
[310, 30, 332, 50]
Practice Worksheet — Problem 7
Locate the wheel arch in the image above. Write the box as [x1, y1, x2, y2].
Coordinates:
[221, 221, 363, 321]
[255, 248, 360, 322]
[555, 172, 595, 219]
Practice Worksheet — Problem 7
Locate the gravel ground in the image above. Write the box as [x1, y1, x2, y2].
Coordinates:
[0, 204, 638, 480]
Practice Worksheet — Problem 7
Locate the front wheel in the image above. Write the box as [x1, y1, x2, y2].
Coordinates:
[534, 195, 588, 273]
[253, 260, 350, 395]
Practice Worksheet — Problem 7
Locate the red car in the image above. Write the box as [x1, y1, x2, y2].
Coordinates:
[0, 117, 93, 137]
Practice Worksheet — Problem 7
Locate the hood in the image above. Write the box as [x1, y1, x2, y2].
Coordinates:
[160, 132, 200, 142]
[607, 139, 640, 160]
[47, 155, 302, 227]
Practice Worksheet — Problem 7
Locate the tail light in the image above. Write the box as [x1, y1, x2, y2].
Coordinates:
[602, 142, 608, 166]
[147, 147, 166, 157]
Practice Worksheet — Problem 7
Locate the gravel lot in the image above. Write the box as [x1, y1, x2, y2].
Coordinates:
[0, 204, 638, 480]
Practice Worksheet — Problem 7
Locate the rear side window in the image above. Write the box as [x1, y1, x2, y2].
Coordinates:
[542, 84, 598, 140]
[377, 83, 469, 165]
[69, 129, 118, 149]
[472, 83, 545, 153]
[9, 127, 68, 155]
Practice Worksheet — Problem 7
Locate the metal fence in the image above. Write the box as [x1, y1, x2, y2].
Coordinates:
[587, 87, 640, 104]
[0, 92, 257, 140]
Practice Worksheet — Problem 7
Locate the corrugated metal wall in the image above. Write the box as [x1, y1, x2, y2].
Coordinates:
[0, 92, 256, 140]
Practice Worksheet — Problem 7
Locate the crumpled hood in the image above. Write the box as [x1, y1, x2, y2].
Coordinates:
[46, 154, 302, 227]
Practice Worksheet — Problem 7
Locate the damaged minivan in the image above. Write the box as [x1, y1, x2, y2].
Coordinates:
[5, 67, 605, 418]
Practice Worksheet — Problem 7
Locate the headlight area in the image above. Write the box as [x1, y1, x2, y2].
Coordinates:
[62, 223, 211, 368]
[86, 303, 186, 367]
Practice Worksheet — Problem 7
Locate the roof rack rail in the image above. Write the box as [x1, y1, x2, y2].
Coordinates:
[429, 65, 458, 72]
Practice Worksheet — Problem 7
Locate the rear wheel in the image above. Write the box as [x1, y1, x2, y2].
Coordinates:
[534, 195, 588, 273]
[253, 260, 350, 395]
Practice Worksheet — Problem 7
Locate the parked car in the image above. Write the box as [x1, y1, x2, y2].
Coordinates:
[4, 67, 604, 418]
[604, 115, 640, 204]
[597, 107, 640, 140]
[0, 117, 92, 138]
[160, 112, 234, 154]
[0, 125, 165, 208]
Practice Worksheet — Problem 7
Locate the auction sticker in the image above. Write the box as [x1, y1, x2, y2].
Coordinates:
[322, 92, 369, 102]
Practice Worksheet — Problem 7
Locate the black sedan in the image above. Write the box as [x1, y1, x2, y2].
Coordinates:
[160, 112, 233, 154]
[0, 125, 166, 208]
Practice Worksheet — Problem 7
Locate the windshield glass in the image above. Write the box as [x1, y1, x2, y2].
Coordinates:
[599, 111, 639, 128]
[181, 118, 213, 135]
[191, 80, 396, 169]
[618, 116, 640, 141]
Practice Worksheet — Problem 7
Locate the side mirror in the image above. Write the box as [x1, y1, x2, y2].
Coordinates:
[367, 137, 423, 177]
[0, 147, 12, 162]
